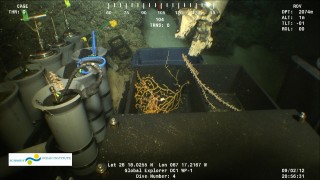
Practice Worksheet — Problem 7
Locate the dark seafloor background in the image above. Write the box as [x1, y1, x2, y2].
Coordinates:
[0, 0, 319, 79]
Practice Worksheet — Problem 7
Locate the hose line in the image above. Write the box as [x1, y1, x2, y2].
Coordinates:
[58, 62, 103, 103]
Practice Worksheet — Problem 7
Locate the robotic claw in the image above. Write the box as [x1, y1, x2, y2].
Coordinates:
[175, 0, 229, 56]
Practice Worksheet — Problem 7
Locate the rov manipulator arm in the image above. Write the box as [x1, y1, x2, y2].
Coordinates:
[175, 0, 229, 56]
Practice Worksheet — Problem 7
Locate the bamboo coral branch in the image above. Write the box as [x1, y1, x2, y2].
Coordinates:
[165, 51, 179, 85]
[182, 54, 241, 112]
[48, 71, 64, 91]
[43, 72, 65, 103]
[43, 72, 58, 102]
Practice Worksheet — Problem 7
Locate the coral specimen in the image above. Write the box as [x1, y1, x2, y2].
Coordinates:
[134, 52, 189, 114]
[182, 54, 241, 112]
[43, 71, 64, 102]
[134, 72, 188, 114]
[48, 71, 64, 91]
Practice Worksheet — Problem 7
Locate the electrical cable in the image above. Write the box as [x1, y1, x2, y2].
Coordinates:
[77, 56, 106, 75]
[58, 62, 103, 103]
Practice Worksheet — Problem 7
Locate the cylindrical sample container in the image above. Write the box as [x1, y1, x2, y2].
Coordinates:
[28, 49, 62, 74]
[71, 47, 107, 62]
[56, 66, 107, 143]
[32, 80, 91, 151]
[70, 137, 98, 176]
[84, 94, 106, 143]
[52, 41, 75, 66]
[73, 47, 113, 118]
[63, 31, 83, 51]
[46, 135, 98, 176]
[5, 64, 46, 124]
[32, 80, 97, 175]
[99, 79, 113, 118]
[0, 82, 33, 151]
